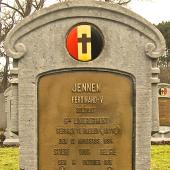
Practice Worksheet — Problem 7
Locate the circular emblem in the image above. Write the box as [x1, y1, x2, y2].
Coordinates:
[66, 23, 104, 62]
[159, 87, 168, 96]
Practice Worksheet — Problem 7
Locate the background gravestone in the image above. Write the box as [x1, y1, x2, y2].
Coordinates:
[0, 77, 6, 131]
[151, 83, 170, 143]
[5, 1, 165, 170]
[0, 91, 6, 130]
[158, 83, 170, 126]
[3, 75, 19, 146]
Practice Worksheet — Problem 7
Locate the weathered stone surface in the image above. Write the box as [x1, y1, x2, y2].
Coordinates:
[3, 138, 19, 146]
[151, 126, 170, 143]
[5, 1, 165, 170]
[3, 85, 19, 146]
[0, 93, 6, 130]
[4, 85, 18, 134]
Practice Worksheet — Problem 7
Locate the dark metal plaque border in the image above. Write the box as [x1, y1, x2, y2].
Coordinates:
[37, 67, 136, 170]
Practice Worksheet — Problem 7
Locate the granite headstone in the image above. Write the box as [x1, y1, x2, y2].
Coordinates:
[5, 1, 165, 170]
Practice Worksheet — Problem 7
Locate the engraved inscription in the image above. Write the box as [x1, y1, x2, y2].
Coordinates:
[72, 83, 100, 93]
[71, 95, 104, 104]
[159, 98, 170, 126]
[38, 71, 133, 170]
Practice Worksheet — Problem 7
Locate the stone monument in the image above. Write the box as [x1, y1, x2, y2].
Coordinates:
[0, 90, 6, 130]
[5, 1, 165, 170]
[0, 77, 6, 131]
[152, 83, 170, 143]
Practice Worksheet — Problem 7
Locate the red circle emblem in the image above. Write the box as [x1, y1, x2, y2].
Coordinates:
[66, 24, 103, 62]
[159, 87, 168, 96]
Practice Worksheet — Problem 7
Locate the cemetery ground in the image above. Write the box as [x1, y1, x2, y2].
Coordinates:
[0, 147, 19, 170]
[0, 145, 169, 170]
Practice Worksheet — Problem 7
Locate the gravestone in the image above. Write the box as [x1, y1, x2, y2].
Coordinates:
[151, 83, 170, 143]
[5, 1, 165, 170]
[3, 72, 19, 146]
[0, 78, 5, 130]
[0, 92, 6, 130]
[158, 83, 170, 126]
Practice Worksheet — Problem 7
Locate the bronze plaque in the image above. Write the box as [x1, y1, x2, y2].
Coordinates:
[159, 98, 170, 126]
[38, 70, 134, 170]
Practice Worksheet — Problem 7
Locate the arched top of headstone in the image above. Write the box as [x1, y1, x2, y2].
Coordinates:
[158, 83, 170, 88]
[5, 0, 165, 59]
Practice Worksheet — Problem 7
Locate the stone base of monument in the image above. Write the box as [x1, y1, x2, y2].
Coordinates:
[3, 129, 19, 146]
[151, 126, 170, 144]
[3, 138, 19, 146]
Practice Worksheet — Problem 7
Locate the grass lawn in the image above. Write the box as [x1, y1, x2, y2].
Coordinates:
[0, 147, 19, 170]
[0, 145, 170, 170]
[151, 145, 170, 170]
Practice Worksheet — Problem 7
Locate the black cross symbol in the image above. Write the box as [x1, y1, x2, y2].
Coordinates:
[78, 34, 91, 54]
[161, 88, 165, 95]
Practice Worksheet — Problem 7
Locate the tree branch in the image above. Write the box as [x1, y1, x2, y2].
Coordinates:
[0, 2, 24, 17]
[104, 0, 131, 5]
[0, 0, 46, 92]
[24, 0, 33, 17]
[15, 0, 25, 15]
[33, 0, 45, 10]
[34, 0, 38, 8]
[118, 0, 131, 5]
[38, 0, 45, 9]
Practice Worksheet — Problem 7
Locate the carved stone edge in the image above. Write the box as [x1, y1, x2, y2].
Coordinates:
[158, 83, 170, 88]
[5, 1, 166, 60]
[151, 67, 160, 133]
[151, 83, 160, 134]
[9, 78, 18, 84]
[4, 87, 12, 97]
[145, 42, 165, 59]
[10, 68, 19, 75]
[6, 43, 26, 59]
[150, 68, 160, 84]
[9, 68, 19, 84]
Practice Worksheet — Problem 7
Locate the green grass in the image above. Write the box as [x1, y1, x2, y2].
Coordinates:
[151, 145, 170, 170]
[0, 147, 19, 170]
[0, 145, 170, 170]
